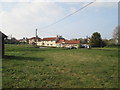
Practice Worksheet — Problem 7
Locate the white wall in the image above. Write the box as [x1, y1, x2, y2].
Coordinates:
[37, 41, 57, 47]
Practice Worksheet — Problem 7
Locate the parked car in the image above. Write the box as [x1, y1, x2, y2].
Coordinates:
[80, 44, 90, 48]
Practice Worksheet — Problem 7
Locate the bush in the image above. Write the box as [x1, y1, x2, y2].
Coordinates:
[105, 44, 119, 48]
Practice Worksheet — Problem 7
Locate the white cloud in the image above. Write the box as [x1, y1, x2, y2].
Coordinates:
[0, 1, 117, 39]
[0, 2, 65, 38]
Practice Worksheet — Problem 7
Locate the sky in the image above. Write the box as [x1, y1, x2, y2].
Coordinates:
[0, 0, 118, 40]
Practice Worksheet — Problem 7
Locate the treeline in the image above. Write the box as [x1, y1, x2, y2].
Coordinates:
[72, 31, 119, 48]
[90, 32, 118, 47]
[5, 26, 119, 48]
[5, 32, 119, 47]
[4, 37, 25, 44]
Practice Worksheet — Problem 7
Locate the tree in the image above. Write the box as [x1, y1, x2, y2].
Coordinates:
[113, 26, 120, 45]
[71, 38, 78, 40]
[107, 39, 117, 47]
[90, 32, 103, 47]
[5, 37, 19, 44]
[78, 38, 87, 44]
[101, 39, 108, 47]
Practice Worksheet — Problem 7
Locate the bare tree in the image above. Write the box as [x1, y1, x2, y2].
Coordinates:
[113, 26, 120, 45]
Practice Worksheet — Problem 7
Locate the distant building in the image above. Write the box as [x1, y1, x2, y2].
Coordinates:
[56, 38, 65, 47]
[56, 40, 80, 48]
[0, 31, 7, 58]
[23, 35, 80, 48]
[28, 37, 41, 45]
[80, 37, 91, 48]
[37, 37, 57, 47]
[37, 35, 64, 47]
[36, 35, 80, 48]
[18, 37, 29, 44]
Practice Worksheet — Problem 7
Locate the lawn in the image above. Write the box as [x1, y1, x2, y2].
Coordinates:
[2, 44, 118, 88]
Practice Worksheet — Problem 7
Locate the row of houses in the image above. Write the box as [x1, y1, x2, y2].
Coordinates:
[0, 31, 90, 57]
[19, 35, 80, 48]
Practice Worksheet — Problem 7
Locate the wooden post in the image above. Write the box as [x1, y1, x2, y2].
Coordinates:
[0, 32, 7, 58]
[0, 32, 2, 59]
[2, 37, 4, 58]
[0, 32, 2, 90]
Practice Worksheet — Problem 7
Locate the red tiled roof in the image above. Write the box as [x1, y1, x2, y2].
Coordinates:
[42, 37, 57, 41]
[38, 38, 42, 41]
[56, 38, 65, 43]
[16, 40, 20, 41]
[65, 40, 80, 44]
[18, 39, 22, 41]
[29, 37, 40, 40]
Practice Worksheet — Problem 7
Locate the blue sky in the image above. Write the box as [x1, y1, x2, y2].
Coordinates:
[0, 1, 118, 39]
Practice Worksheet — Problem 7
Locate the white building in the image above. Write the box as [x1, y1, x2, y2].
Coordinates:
[37, 37, 58, 47]
[28, 35, 80, 48]
[28, 37, 41, 45]
[61, 40, 80, 48]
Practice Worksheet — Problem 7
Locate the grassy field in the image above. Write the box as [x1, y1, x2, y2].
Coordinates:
[2, 44, 118, 88]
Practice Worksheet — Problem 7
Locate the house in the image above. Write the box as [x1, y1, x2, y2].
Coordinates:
[56, 38, 65, 47]
[0, 31, 7, 58]
[37, 37, 57, 47]
[36, 35, 80, 48]
[61, 40, 80, 48]
[18, 37, 29, 44]
[28, 37, 41, 45]
[28, 35, 80, 48]
[37, 35, 65, 47]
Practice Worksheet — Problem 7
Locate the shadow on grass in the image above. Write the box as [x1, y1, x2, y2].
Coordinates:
[3, 55, 45, 61]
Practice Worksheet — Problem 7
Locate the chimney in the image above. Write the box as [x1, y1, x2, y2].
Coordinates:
[36, 28, 38, 38]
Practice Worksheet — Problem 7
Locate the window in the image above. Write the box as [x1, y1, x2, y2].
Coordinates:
[47, 44, 49, 46]
[51, 44, 52, 46]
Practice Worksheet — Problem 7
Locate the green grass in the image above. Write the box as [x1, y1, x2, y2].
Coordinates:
[2, 44, 118, 88]
[92, 47, 119, 50]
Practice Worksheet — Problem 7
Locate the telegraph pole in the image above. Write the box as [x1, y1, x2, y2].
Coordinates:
[36, 28, 38, 38]
[35, 28, 38, 47]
